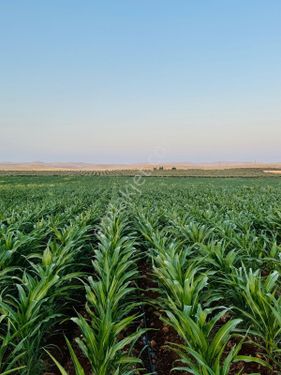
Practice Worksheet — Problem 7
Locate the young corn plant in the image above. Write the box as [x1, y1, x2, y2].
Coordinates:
[197, 240, 239, 274]
[137, 213, 216, 313]
[140, 210, 270, 374]
[225, 266, 281, 367]
[152, 241, 213, 313]
[0, 270, 62, 374]
[0, 315, 26, 375]
[0, 227, 34, 288]
[169, 218, 214, 247]
[0, 218, 91, 374]
[51, 205, 145, 375]
[163, 306, 269, 375]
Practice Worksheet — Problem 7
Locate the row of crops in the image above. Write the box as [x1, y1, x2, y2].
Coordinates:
[0, 175, 281, 374]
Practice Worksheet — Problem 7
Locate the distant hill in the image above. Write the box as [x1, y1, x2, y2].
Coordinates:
[0, 161, 281, 171]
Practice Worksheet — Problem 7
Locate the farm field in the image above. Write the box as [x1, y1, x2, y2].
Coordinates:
[1, 175, 281, 375]
[1, 167, 281, 178]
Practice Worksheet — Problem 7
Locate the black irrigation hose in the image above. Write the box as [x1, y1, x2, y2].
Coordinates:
[139, 302, 157, 375]
[134, 268, 157, 375]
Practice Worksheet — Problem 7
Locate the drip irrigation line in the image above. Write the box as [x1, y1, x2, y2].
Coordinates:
[140, 302, 157, 375]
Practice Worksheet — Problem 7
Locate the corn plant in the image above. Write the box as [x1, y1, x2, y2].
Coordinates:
[0, 217, 92, 374]
[152, 241, 213, 313]
[225, 266, 281, 367]
[51, 205, 145, 375]
[164, 306, 269, 375]
[0, 315, 26, 375]
[198, 241, 238, 273]
[1, 173, 281, 375]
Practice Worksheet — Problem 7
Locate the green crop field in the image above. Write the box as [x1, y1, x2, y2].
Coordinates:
[1, 175, 281, 375]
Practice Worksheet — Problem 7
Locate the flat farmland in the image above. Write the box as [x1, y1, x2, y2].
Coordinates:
[1, 175, 281, 374]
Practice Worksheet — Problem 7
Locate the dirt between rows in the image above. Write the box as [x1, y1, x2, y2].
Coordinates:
[44, 259, 275, 375]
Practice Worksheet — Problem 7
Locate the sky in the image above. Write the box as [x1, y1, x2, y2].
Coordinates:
[0, 0, 281, 164]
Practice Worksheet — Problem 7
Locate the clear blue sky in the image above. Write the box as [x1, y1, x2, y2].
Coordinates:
[1, 1, 281, 163]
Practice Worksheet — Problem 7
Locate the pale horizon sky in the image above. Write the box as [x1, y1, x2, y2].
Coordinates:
[1, 1, 281, 163]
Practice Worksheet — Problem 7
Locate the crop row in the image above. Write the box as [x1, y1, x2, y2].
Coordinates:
[1, 176, 281, 374]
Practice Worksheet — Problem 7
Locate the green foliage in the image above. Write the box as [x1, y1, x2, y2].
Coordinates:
[1, 175, 281, 374]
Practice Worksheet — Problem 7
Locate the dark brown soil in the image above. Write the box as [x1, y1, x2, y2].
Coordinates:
[230, 341, 273, 375]
[44, 256, 277, 375]
[43, 316, 92, 375]
[138, 259, 185, 375]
